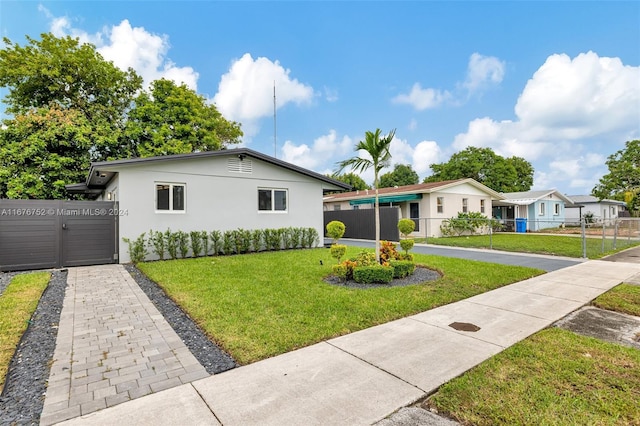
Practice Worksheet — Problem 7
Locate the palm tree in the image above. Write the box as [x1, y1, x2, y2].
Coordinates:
[337, 128, 396, 263]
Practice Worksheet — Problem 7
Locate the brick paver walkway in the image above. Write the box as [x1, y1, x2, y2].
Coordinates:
[40, 265, 209, 425]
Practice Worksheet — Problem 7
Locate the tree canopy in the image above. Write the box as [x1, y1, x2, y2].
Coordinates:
[424, 146, 533, 193]
[124, 79, 242, 158]
[592, 140, 640, 215]
[379, 164, 419, 188]
[0, 33, 243, 199]
[329, 172, 370, 190]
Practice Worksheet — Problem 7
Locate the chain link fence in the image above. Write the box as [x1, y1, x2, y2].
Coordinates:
[412, 217, 640, 259]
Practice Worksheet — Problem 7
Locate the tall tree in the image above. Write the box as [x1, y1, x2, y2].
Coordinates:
[337, 129, 395, 262]
[0, 33, 142, 161]
[124, 79, 242, 157]
[379, 164, 419, 188]
[424, 146, 533, 193]
[0, 106, 93, 199]
[593, 140, 640, 215]
[329, 172, 371, 190]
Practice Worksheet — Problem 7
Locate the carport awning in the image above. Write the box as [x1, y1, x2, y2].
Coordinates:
[349, 193, 422, 205]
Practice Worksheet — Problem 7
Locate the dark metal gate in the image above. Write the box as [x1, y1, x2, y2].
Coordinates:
[0, 200, 118, 271]
[324, 206, 400, 241]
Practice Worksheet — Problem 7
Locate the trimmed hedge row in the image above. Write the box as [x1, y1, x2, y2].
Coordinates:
[123, 227, 320, 263]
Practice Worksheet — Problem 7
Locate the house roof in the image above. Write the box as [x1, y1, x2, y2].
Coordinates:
[494, 189, 575, 206]
[66, 148, 351, 197]
[323, 178, 504, 203]
[566, 195, 626, 206]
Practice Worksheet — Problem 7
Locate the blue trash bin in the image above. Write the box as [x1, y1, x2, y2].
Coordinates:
[515, 218, 527, 233]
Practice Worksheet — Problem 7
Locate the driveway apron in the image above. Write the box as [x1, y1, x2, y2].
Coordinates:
[39, 265, 209, 426]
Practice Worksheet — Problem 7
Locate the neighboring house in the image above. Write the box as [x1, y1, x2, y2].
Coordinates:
[323, 178, 503, 238]
[492, 189, 574, 232]
[67, 148, 350, 263]
[565, 195, 627, 224]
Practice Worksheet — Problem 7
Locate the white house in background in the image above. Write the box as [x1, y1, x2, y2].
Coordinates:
[565, 195, 627, 224]
[322, 178, 503, 238]
[492, 189, 575, 232]
[67, 148, 350, 263]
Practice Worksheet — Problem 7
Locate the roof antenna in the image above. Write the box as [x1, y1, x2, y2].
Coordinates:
[273, 80, 277, 158]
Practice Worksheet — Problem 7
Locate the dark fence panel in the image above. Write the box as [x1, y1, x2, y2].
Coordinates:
[324, 207, 400, 241]
[0, 199, 117, 271]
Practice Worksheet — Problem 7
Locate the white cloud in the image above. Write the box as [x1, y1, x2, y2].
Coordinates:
[463, 53, 506, 94]
[324, 86, 339, 102]
[412, 140, 442, 175]
[452, 52, 639, 193]
[213, 53, 314, 137]
[392, 83, 451, 110]
[281, 130, 352, 171]
[39, 7, 198, 90]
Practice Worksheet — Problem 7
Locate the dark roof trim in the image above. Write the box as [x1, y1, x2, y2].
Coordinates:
[83, 148, 351, 192]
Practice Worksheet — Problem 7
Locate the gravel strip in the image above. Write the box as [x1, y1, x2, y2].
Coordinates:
[0, 269, 67, 426]
[124, 264, 238, 374]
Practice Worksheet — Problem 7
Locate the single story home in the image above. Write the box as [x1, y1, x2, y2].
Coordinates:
[565, 195, 627, 225]
[492, 189, 575, 232]
[323, 178, 503, 238]
[67, 148, 350, 263]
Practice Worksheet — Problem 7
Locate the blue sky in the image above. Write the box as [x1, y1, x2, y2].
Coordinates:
[1, 1, 639, 195]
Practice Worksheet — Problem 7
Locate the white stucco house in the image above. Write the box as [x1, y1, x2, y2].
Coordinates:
[565, 195, 627, 224]
[322, 178, 503, 238]
[67, 148, 350, 262]
[492, 189, 575, 232]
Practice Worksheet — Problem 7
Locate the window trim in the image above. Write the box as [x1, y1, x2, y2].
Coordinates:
[480, 199, 485, 214]
[436, 196, 444, 214]
[258, 188, 288, 213]
[462, 198, 468, 213]
[539, 202, 545, 216]
[155, 182, 186, 214]
[554, 203, 560, 216]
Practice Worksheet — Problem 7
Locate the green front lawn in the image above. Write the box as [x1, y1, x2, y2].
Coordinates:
[0, 272, 50, 392]
[593, 283, 640, 317]
[137, 246, 542, 364]
[416, 234, 639, 258]
[426, 327, 640, 425]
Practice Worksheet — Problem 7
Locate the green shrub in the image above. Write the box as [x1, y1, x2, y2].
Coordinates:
[399, 238, 415, 254]
[398, 218, 416, 237]
[390, 260, 416, 278]
[201, 231, 210, 256]
[176, 231, 189, 258]
[123, 232, 148, 263]
[251, 229, 264, 252]
[354, 251, 377, 266]
[281, 227, 293, 249]
[290, 227, 302, 249]
[326, 220, 346, 244]
[353, 265, 394, 284]
[148, 229, 166, 260]
[330, 244, 347, 263]
[190, 231, 203, 257]
[332, 264, 348, 279]
[303, 227, 319, 248]
[165, 229, 178, 259]
[210, 230, 222, 255]
[397, 252, 414, 261]
[222, 230, 234, 255]
[441, 212, 490, 236]
[264, 228, 282, 250]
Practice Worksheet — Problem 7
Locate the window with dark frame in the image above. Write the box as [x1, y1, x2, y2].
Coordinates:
[258, 188, 287, 212]
[462, 198, 468, 213]
[437, 197, 444, 214]
[156, 183, 185, 212]
[480, 199, 485, 213]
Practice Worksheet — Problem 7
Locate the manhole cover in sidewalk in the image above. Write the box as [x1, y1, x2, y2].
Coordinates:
[449, 322, 481, 332]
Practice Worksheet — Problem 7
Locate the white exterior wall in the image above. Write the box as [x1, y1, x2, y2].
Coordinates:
[111, 156, 329, 262]
[565, 202, 621, 223]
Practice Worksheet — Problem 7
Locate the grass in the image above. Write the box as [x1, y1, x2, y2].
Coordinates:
[0, 272, 51, 392]
[137, 246, 542, 364]
[593, 283, 640, 317]
[426, 327, 640, 425]
[415, 234, 639, 259]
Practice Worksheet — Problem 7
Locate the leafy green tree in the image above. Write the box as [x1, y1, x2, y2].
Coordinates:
[379, 164, 419, 188]
[337, 128, 395, 263]
[329, 172, 371, 190]
[0, 33, 142, 161]
[593, 140, 640, 215]
[124, 79, 242, 157]
[424, 147, 533, 193]
[0, 107, 92, 199]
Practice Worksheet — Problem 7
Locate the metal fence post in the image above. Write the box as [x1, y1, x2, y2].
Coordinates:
[581, 218, 587, 258]
[613, 219, 618, 250]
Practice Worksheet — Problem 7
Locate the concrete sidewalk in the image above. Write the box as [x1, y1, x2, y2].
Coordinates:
[52, 259, 640, 426]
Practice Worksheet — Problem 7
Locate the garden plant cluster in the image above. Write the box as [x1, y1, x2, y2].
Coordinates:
[327, 219, 417, 284]
[123, 227, 320, 263]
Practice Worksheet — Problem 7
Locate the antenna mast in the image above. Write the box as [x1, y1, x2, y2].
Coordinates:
[273, 81, 277, 158]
